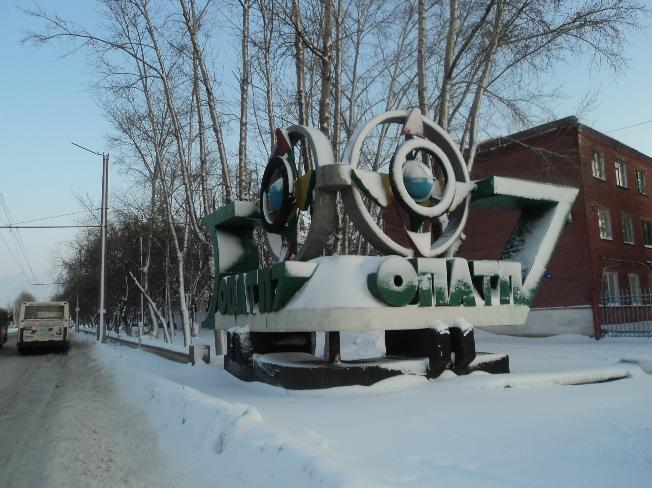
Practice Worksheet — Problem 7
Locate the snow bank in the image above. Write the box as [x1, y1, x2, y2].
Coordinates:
[93, 342, 384, 488]
[451, 364, 640, 389]
[89, 331, 652, 488]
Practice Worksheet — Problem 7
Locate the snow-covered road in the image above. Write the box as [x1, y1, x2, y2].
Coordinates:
[0, 338, 200, 488]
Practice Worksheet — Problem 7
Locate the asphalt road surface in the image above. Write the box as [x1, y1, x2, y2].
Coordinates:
[0, 336, 189, 488]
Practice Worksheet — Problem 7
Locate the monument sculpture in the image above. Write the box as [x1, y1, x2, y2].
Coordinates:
[202, 108, 578, 389]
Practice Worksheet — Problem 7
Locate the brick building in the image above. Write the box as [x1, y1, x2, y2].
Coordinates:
[460, 116, 652, 337]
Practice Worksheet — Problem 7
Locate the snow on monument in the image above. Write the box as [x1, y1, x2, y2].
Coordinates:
[201, 108, 578, 389]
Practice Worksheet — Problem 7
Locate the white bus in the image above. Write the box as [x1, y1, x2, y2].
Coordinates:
[17, 301, 70, 352]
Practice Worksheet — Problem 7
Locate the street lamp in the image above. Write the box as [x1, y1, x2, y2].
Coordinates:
[72, 142, 109, 343]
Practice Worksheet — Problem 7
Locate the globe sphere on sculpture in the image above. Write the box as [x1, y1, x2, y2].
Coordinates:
[402, 159, 433, 203]
[267, 178, 284, 212]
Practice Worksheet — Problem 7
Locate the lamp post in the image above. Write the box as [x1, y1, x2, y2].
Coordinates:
[72, 142, 109, 343]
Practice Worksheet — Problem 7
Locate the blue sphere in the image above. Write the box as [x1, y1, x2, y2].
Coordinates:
[402, 159, 433, 203]
[267, 178, 285, 212]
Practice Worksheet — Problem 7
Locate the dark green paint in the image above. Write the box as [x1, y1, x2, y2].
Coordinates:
[368, 260, 418, 307]
[245, 270, 259, 314]
[201, 202, 260, 329]
[216, 263, 316, 317]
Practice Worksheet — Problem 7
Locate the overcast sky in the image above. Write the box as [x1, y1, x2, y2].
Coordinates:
[1, 1, 651, 308]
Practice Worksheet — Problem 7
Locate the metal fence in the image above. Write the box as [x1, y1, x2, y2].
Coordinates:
[600, 291, 652, 337]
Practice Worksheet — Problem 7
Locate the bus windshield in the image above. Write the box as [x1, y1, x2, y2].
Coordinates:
[24, 305, 65, 320]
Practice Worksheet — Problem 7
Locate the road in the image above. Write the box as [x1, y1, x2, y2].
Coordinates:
[0, 336, 190, 488]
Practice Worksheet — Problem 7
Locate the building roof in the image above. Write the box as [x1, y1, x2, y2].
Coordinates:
[477, 116, 652, 163]
[476, 116, 578, 154]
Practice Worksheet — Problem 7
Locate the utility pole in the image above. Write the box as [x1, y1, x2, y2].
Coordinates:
[72, 142, 109, 342]
[76, 248, 81, 333]
[139, 236, 144, 337]
[98, 152, 109, 343]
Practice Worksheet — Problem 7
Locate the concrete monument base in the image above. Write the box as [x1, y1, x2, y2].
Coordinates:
[224, 327, 509, 390]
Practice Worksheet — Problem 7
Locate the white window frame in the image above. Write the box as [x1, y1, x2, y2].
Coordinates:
[615, 160, 628, 188]
[598, 207, 612, 240]
[591, 150, 606, 180]
[621, 214, 635, 244]
[604, 271, 620, 305]
[628, 273, 641, 305]
[635, 168, 647, 194]
[643, 220, 652, 248]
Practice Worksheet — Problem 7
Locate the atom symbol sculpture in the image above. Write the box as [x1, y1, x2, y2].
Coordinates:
[341, 107, 474, 258]
[259, 108, 475, 262]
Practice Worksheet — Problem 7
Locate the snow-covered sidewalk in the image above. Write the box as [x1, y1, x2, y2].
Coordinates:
[90, 331, 652, 487]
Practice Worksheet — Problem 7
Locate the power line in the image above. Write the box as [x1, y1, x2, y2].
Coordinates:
[606, 119, 652, 134]
[0, 230, 32, 286]
[0, 198, 33, 286]
[9, 209, 99, 226]
[0, 194, 36, 283]
[2, 198, 35, 278]
[0, 225, 101, 229]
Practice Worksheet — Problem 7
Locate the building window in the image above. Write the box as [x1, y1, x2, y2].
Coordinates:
[604, 271, 620, 304]
[643, 220, 652, 247]
[635, 169, 646, 194]
[591, 150, 605, 180]
[597, 208, 612, 240]
[628, 273, 641, 305]
[615, 160, 628, 188]
[621, 214, 635, 244]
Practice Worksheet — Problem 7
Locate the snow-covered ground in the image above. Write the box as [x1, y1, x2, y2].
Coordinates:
[89, 330, 652, 488]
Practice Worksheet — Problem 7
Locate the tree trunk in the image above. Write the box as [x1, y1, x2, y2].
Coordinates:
[333, 0, 343, 156]
[292, 0, 308, 127]
[180, 0, 233, 204]
[140, 1, 205, 244]
[438, 0, 457, 130]
[417, 0, 429, 117]
[129, 272, 171, 343]
[319, 0, 334, 137]
[258, 0, 276, 150]
[238, 0, 250, 199]
[194, 52, 211, 217]
[466, 1, 503, 171]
